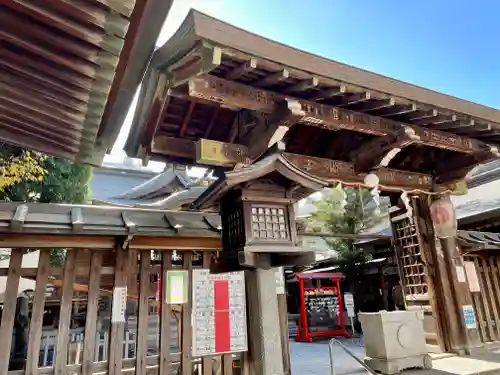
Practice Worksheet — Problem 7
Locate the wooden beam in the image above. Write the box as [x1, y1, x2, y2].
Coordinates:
[142, 73, 171, 148]
[196, 138, 249, 167]
[152, 136, 195, 159]
[311, 84, 347, 101]
[283, 77, 319, 94]
[243, 98, 306, 160]
[337, 92, 371, 106]
[0, 234, 116, 249]
[186, 75, 499, 155]
[225, 58, 258, 80]
[357, 97, 396, 111]
[375, 103, 418, 117]
[179, 101, 196, 137]
[166, 42, 221, 88]
[254, 69, 289, 87]
[283, 152, 433, 190]
[351, 127, 421, 173]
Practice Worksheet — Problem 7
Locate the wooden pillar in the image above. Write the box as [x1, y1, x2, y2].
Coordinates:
[424, 193, 484, 354]
[409, 194, 484, 354]
[246, 268, 284, 375]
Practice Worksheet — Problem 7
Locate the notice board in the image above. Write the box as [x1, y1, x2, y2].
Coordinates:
[192, 270, 247, 356]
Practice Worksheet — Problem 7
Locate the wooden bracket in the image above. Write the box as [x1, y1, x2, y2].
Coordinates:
[242, 98, 306, 161]
[351, 126, 421, 173]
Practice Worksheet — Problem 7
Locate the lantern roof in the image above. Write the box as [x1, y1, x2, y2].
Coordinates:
[191, 148, 330, 210]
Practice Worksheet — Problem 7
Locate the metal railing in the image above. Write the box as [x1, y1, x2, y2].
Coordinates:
[328, 338, 378, 375]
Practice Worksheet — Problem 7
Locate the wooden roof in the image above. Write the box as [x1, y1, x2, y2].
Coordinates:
[126, 10, 500, 190]
[0, 202, 222, 249]
[1, 0, 173, 164]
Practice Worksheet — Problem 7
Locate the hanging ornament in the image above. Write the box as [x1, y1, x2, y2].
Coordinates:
[400, 191, 413, 224]
[430, 196, 457, 238]
[364, 172, 380, 188]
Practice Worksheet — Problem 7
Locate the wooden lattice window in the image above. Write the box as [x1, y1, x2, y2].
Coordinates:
[221, 202, 245, 250]
[251, 205, 289, 240]
[393, 216, 428, 297]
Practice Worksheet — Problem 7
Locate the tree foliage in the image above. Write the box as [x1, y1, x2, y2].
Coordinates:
[0, 147, 93, 204]
[0, 142, 93, 266]
[306, 187, 383, 274]
[0, 144, 46, 192]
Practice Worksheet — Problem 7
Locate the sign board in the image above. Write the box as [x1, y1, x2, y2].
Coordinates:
[344, 293, 355, 318]
[192, 270, 247, 357]
[111, 286, 127, 323]
[462, 305, 477, 329]
[165, 270, 188, 304]
[464, 261, 481, 292]
[456, 266, 466, 283]
[275, 267, 285, 294]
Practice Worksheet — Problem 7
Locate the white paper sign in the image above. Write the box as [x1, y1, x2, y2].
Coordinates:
[192, 270, 247, 357]
[464, 261, 481, 292]
[275, 267, 285, 295]
[463, 305, 477, 329]
[344, 293, 355, 318]
[111, 286, 127, 323]
[166, 270, 188, 304]
[456, 266, 466, 283]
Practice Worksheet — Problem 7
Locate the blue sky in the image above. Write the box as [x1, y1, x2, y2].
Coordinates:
[109, 0, 500, 170]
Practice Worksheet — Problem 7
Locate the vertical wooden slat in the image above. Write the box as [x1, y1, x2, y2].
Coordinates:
[475, 257, 495, 340]
[55, 249, 77, 375]
[159, 251, 173, 375]
[482, 258, 500, 340]
[26, 249, 51, 375]
[467, 257, 487, 342]
[136, 251, 151, 375]
[108, 244, 129, 375]
[181, 252, 193, 375]
[0, 249, 23, 375]
[202, 252, 214, 375]
[82, 251, 103, 375]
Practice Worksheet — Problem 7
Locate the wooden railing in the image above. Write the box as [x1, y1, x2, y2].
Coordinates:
[0, 248, 247, 375]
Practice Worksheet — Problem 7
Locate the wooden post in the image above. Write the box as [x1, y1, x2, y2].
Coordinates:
[439, 236, 484, 353]
[246, 268, 284, 375]
[108, 243, 129, 375]
[26, 249, 50, 375]
[417, 194, 484, 354]
[55, 249, 77, 375]
[82, 251, 102, 375]
[0, 249, 23, 375]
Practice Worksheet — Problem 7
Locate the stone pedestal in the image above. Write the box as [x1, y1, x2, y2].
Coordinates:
[360, 310, 432, 374]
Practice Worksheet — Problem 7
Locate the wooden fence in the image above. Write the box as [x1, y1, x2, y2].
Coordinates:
[464, 254, 500, 346]
[0, 247, 247, 375]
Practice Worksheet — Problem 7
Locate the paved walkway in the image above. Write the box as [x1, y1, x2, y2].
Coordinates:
[290, 339, 500, 375]
[290, 338, 366, 375]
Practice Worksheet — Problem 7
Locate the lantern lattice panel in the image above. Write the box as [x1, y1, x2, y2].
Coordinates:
[251, 205, 289, 240]
[392, 216, 428, 297]
[222, 202, 245, 250]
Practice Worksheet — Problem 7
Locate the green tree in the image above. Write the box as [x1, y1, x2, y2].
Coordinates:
[0, 144, 46, 192]
[306, 187, 383, 275]
[0, 143, 93, 266]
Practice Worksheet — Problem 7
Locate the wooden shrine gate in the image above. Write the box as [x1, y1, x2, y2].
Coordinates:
[0, 203, 257, 375]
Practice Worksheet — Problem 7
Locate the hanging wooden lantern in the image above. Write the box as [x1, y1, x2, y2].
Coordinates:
[430, 196, 457, 238]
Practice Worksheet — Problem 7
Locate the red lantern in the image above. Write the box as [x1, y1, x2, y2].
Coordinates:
[430, 196, 457, 238]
